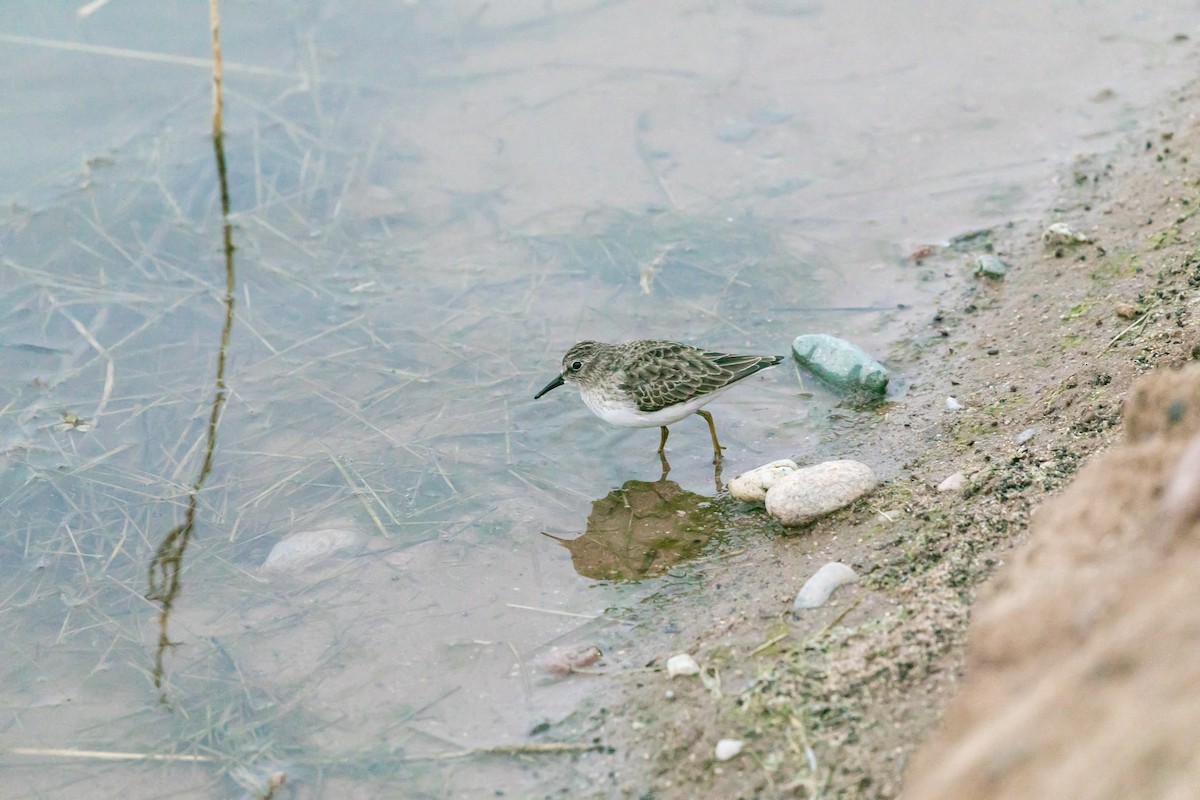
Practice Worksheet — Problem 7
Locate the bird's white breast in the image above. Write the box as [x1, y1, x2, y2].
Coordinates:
[578, 384, 735, 428]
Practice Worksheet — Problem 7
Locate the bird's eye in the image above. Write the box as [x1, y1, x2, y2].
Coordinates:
[569, 360, 583, 372]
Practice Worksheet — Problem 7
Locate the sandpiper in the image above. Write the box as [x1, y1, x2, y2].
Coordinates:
[533, 340, 783, 462]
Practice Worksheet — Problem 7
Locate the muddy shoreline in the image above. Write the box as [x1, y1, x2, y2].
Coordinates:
[540, 82, 1200, 799]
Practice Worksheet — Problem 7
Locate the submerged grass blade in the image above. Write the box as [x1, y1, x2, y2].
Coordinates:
[9, 747, 214, 762]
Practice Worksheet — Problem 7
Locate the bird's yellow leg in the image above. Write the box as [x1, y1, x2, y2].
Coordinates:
[696, 410, 723, 464]
[658, 425, 670, 453]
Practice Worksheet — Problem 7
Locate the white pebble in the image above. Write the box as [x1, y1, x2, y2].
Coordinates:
[937, 472, 966, 493]
[765, 460, 878, 527]
[1015, 427, 1036, 444]
[945, 396, 963, 410]
[666, 653, 700, 678]
[261, 527, 367, 573]
[1042, 221, 1092, 246]
[714, 739, 744, 761]
[728, 459, 800, 504]
[793, 562, 858, 611]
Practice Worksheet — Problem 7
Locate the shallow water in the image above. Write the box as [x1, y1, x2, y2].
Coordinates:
[1, 1, 1196, 796]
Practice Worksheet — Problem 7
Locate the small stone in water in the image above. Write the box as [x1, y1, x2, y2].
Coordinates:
[729, 459, 800, 504]
[715, 739, 745, 761]
[666, 653, 701, 678]
[716, 120, 757, 143]
[261, 527, 367, 573]
[793, 562, 859, 611]
[748, 107, 794, 125]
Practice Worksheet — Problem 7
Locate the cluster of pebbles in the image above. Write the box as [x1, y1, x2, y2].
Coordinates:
[727, 457, 875, 615]
[729, 458, 877, 526]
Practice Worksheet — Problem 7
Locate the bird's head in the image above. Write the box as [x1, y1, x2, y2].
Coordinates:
[534, 340, 607, 398]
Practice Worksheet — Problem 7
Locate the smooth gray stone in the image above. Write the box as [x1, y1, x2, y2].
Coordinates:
[766, 459, 878, 527]
[792, 562, 859, 610]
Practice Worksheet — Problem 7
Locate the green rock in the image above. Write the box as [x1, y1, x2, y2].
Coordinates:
[791, 334, 889, 396]
[974, 254, 1009, 280]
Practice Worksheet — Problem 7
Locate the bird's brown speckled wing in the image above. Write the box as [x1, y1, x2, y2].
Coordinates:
[620, 341, 783, 413]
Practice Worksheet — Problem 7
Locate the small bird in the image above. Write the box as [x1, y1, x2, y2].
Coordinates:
[534, 339, 784, 462]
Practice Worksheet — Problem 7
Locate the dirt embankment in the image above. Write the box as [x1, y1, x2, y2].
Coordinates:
[906, 363, 1200, 799]
[566, 85, 1200, 799]
[902, 101, 1200, 800]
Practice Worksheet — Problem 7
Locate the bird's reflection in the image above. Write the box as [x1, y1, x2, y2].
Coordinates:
[544, 476, 723, 581]
[659, 450, 724, 493]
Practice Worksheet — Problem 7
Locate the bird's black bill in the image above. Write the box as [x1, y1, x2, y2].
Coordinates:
[534, 374, 565, 399]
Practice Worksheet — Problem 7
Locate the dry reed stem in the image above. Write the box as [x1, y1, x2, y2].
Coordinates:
[505, 641, 533, 705]
[327, 451, 390, 539]
[54, 305, 115, 421]
[401, 742, 606, 762]
[337, 457, 402, 527]
[0, 34, 292, 78]
[1103, 297, 1162, 352]
[10, 747, 213, 762]
[749, 632, 790, 658]
[75, 0, 112, 16]
[209, 0, 223, 135]
[505, 604, 598, 620]
[812, 596, 862, 641]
